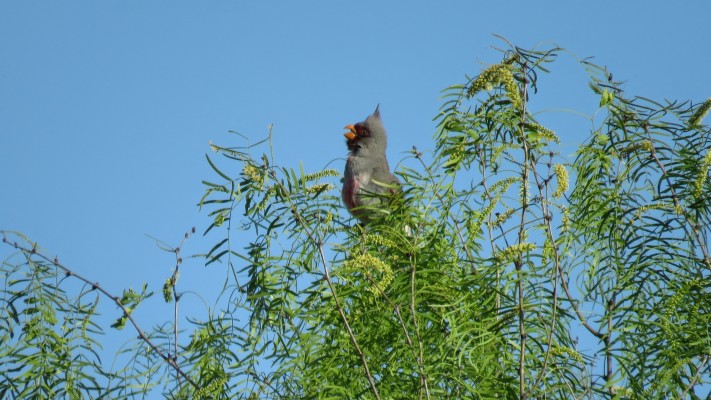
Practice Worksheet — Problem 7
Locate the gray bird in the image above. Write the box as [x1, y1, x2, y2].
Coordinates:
[341, 105, 402, 224]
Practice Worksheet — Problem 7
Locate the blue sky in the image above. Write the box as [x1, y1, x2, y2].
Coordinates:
[1, 0, 710, 389]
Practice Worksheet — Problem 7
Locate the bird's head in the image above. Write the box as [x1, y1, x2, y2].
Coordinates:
[344, 105, 387, 155]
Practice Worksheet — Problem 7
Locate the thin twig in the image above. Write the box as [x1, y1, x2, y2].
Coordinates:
[169, 228, 195, 382]
[679, 355, 709, 400]
[558, 271, 603, 338]
[605, 296, 615, 391]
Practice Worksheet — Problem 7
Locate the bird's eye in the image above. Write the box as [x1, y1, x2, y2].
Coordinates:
[361, 129, 370, 137]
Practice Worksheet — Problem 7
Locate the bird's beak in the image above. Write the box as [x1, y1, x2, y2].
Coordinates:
[343, 125, 357, 140]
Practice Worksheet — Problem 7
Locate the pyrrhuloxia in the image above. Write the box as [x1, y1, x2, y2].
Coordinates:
[342, 105, 401, 224]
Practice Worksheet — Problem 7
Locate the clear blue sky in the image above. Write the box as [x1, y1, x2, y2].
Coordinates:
[1, 0, 709, 388]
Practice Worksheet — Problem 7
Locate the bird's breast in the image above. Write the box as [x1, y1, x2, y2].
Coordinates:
[342, 157, 371, 212]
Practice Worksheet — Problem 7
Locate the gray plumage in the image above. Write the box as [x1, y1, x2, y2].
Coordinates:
[342, 105, 401, 223]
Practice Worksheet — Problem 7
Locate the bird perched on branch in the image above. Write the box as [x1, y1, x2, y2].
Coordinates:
[341, 105, 402, 224]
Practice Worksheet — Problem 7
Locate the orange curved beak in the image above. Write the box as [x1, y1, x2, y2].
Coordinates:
[343, 124, 357, 140]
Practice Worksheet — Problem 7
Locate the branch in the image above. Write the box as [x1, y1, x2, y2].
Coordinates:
[679, 355, 709, 400]
[167, 228, 196, 381]
[516, 60, 530, 400]
[1, 230, 200, 391]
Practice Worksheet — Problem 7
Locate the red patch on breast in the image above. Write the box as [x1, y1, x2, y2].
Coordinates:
[342, 176, 359, 212]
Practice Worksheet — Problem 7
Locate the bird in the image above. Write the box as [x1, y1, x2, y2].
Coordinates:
[341, 105, 402, 225]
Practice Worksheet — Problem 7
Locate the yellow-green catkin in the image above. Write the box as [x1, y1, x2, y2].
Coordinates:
[528, 122, 561, 145]
[496, 242, 536, 262]
[163, 277, 175, 302]
[561, 206, 570, 232]
[552, 164, 569, 199]
[305, 183, 335, 194]
[302, 169, 340, 182]
[243, 164, 265, 188]
[194, 376, 228, 399]
[688, 98, 711, 127]
[550, 344, 584, 364]
[365, 234, 397, 249]
[468, 64, 522, 109]
[620, 140, 653, 156]
[488, 207, 516, 229]
[542, 236, 554, 263]
[693, 150, 711, 199]
[343, 254, 394, 296]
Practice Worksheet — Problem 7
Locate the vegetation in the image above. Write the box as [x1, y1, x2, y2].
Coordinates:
[2, 41, 709, 399]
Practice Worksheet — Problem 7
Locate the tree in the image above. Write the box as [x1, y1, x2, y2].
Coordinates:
[2, 41, 709, 399]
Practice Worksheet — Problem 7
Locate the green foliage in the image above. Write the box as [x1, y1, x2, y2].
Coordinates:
[0, 233, 107, 399]
[111, 284, 151, 330]
[566, 59, 711, 398]
[2, 41, 709, 399]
